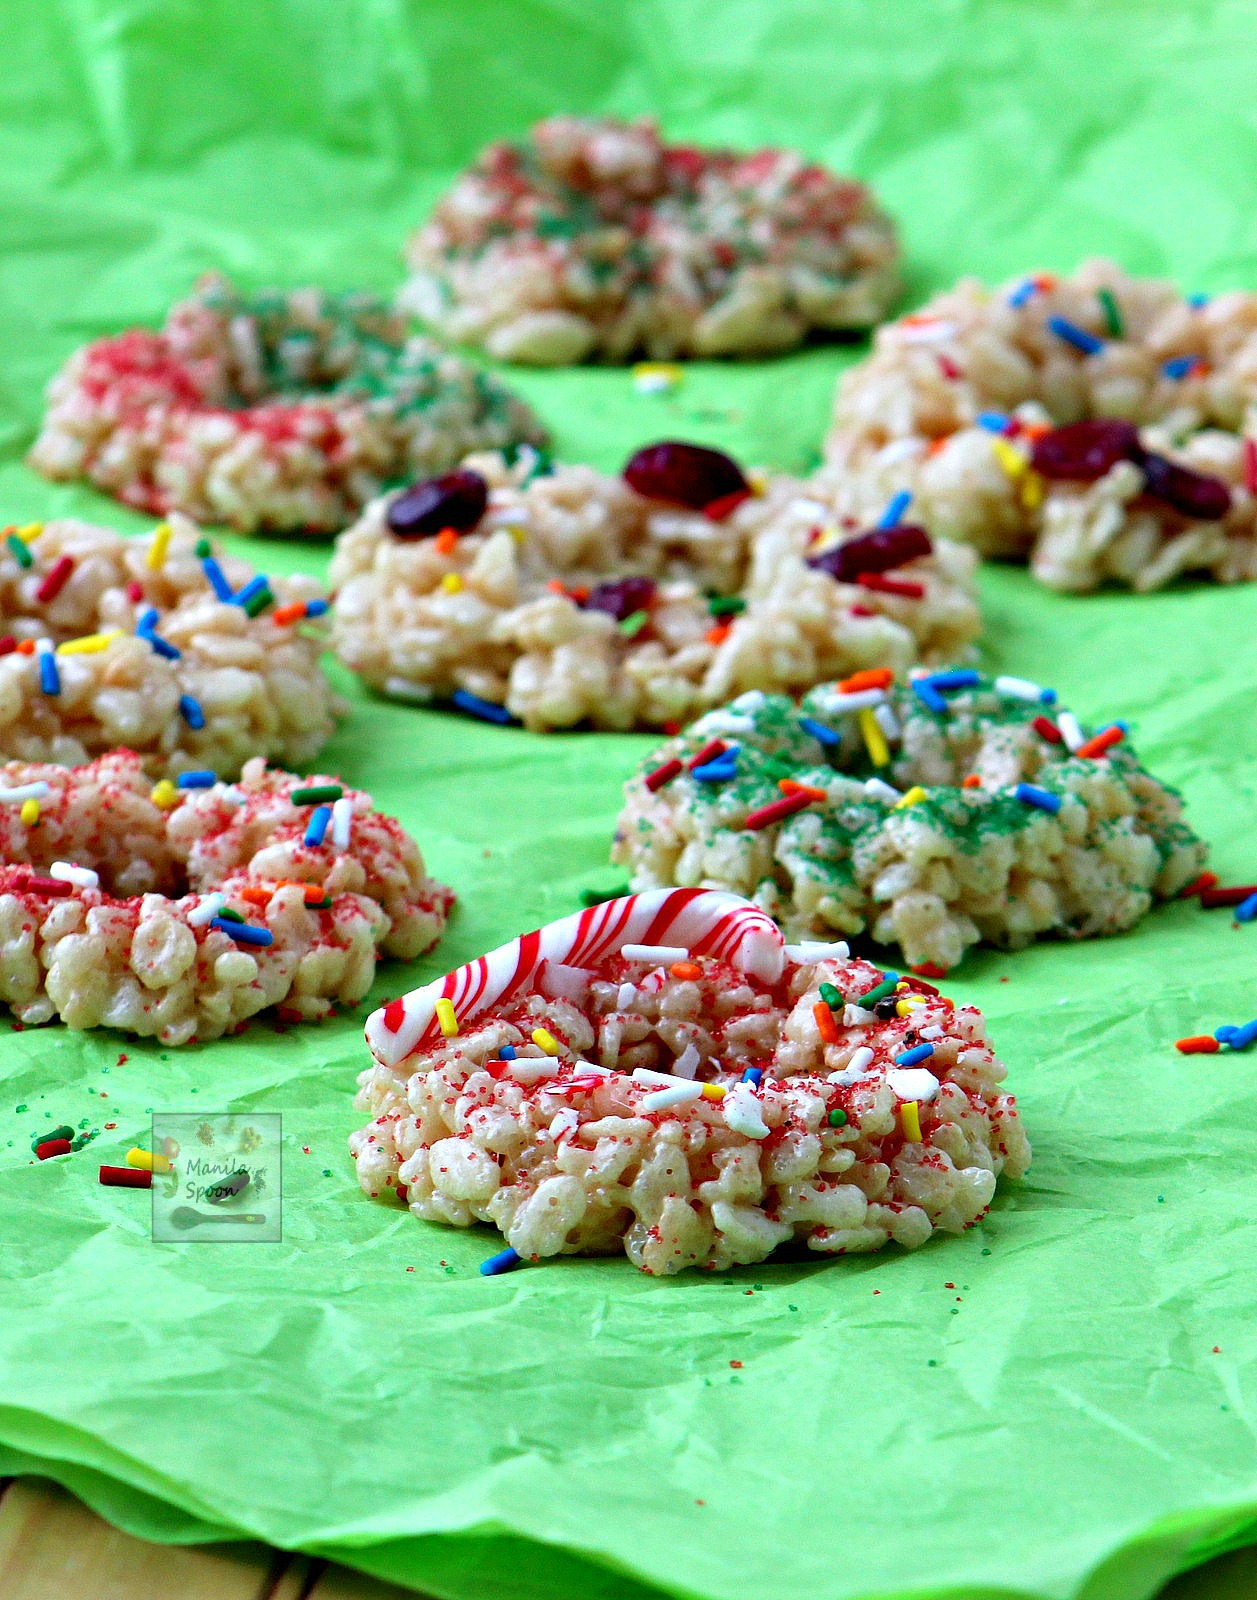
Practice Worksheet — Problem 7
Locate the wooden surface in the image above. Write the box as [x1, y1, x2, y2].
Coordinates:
[0, 1475, 1254, 1599]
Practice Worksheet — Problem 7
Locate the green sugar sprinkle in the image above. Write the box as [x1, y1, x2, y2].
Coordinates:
[708, 595, 747, 617]
[5, 533, 33, 568]
[291, 784, 342, 805]
[619, 610, 649, 638]
[1097, 287, 1124, 337]
[818, 982, 842, 1009]
[194, 537, 211, 558]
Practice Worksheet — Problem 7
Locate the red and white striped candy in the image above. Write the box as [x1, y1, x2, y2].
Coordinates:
[365, 888, 783, 1071]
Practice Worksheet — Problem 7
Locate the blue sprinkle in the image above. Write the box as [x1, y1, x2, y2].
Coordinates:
[1015, 782, 1062, 814]
[1008, 278, 1037, 308]
[38, 651, 60, 696]
[877, 489, 912, 529]
[480, 1246, 523, 1277]
[1048, 316, 1103, 356]
[233, 575, 269, 608]
[1216, 1026, 1238, 1043]
[976, 411, 1010, 433]
[798, 716, 840, 747]
[1041, 688, 1058, 705]
[176, 770, 216, 789]
[209, 918, 273, 947]
[1162, 355, 1199, 380]
[451, 689, 513, 725]
[1187, 292, 1210, 308]
[141, 630, 181, 660]
[927, 669, 981, 692]
[178, 694, 205, 730]
[691, 760, 738, 783]
[499, 1045, 517, 1060]
[741, 1067, 763, 1086]
[304, 805, 332, 847]
[304, 598, 330, 617]
[136, 607, 159, 633]
[912, 679, 948, 715]
[1236, 893, 1257, 924]
[1225, 1019, 1257, 1051]
[895, 1042, 935, 1068]
[202, 558, 234, 601]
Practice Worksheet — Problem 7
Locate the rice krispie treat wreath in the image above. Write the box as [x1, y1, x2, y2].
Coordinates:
[329, 441, 980, 732]
[822, 260, 1257, 592]
[0, 514, 340, 774]
[0, 750, 452, 1044]
[402, 115, 901, 364]
[352, 889, 1029, 1275]
[613, 669, 1206, 973]
[29, 275, 547, 536]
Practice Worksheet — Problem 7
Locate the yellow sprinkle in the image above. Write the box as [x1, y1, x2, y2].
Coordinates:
[19, 799, 39, 826]
[896, 996, 926, 1016]
[18, 522, 43, 541]
[126, 1147, 172, 1173]
[900, 1101, 923, 1142]
[859, 706, 890, 768]
[699, 1083, 727, 1101]
[1020, 469, 1046, 510]
[57, 630, 121, 655]
[150, 779, 178, 809]
[531, 1027, 560, 1056]
[506, 525, 527, 544]
[439, 573, 464, 594]
[991, 438, 1027, 480]
[146, 521, 173, 570]
[435, 998, 459, 1037]
[896, 785, 928, 808]
[631, 361, 683, 393]
[747, 469, 770, 497]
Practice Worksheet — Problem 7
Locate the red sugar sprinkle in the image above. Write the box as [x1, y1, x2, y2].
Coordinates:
[743, 790, 813, 831]
[857, 572, 925, 598]
[0, 636, 15, 657]
[687, 738, 728, 771]
[1200, 885, 1257, 909]
[116, 1053, 128, 1064]
[1179, 872, 1219, 899]
[1032, 714, 1064, 744]
[644, 757, 683, 793]
[125, 580, 144, 604]
[35, 555, 74, 604]
[25, 875, 72, 897]
[729, 1360, 743, 1368]
[1244, 438, 1257, 496]
[937, 354, 962, 381]
[703, 489, 752, 521]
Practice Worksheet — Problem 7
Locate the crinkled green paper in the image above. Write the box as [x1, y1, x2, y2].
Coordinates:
[2, 4, 1257, 1599]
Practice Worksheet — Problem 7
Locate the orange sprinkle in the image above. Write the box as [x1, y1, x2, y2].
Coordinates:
[670, 961, 703, 981]
[270, 601, 306, 626]
[1034, 273, 1058, 290]
[569, 585, 590, 604]
[962, 774, 982, 789]
[239, 885, 271, 907]
[435, 528, 459, 555]
[780, 779, 828, 802]
[16, 639, 35, 655]
[1021, 421, 1052, 440]
[547, 578, 568, 596]
[1176, 1035, 1220, 1055]
[838, 667, 894, 694]
[1076, 726, 1124, 760]
[706, 623, 731, 647]
[813, 1001, 840, 1046]
[926, 437, 950, 456]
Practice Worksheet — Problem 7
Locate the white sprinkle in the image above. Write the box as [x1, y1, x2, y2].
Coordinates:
[896, 319, 958, 344]
[621, 943, 688, 965]
[549, 1108, 581, 1142]
[672, 1043, 701, 1080]
[632, 1067, 699, 1090]
[694, 712, 756, 737]
[331, 796, 352, 850]
[507, 1057, 559, 1085]
[35, 636, 53, 659]
[918, 1025, 945, 1041]
[875, 437, 926, 467]
[785, 940, 851, 963]
[722, 1081, 770, 1138]
[218, 785, 245, 806]
[887, 1067, 941, 1103]
[384, 676, 435, 703]
[789, 497, 831, 521]
[1057, 710, 1085, 752]
[994, 674, 1051, 704]
[641, 1082, 703, 1112]
[730, 690, 767, 714]
[0, 781, 51, 804]
[49, 860, 98, 890]
[616, 982, 638, 1011]
[864, 777, 903, 804]
[873, 702, 901, 742]
[811, 687, 886, 715]
[187, 893, 226, 928]
[844, 1005, 876, 1027]
[829, 1045, 875, 1085]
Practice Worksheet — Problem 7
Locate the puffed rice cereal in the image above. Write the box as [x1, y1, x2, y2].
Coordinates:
[352, 888, 1029, 1273]
[0, 750, 453, 1043]
[402, 116, 900, 363]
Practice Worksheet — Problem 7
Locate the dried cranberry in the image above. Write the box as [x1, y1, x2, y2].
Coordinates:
[806, 523, 932, 583]
[1029, 420, 1143, 481]
[1139, 453, 1232, 520]
[386, 469, 488, 538]
[623, 441, 749, 510]
[582, 576, 657, 622]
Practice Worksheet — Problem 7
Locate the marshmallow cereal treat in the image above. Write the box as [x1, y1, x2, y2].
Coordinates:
[351, 889, 1029, 1274]
[329, 441, 980, 732]
[0, 750, 453, 1043]
[612, 669, 1206, 973]
[29, 274, 548, 535]
[821, 260, 1257, 591]
[402, 116, 901, 363]
[0, 513, 340, 774]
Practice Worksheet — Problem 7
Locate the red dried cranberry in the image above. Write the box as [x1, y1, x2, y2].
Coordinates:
[1029, 419, 1143, 481]
[806, 523, 932, 583]
[623, 441, 749, 511]
[386, 469, 488, 538]
[582, 576, 657, 622]
[1139, 453, 1232, 520]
